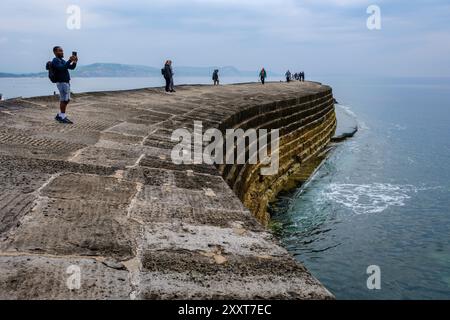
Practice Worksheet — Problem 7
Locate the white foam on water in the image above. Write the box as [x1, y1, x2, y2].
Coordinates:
[336, 104, 357, 118]
[335, 104, 369, 131]
[394, 124, 407, 131]
[320, 183, 417, 215]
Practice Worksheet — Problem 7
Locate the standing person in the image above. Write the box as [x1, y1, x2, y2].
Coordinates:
[169, 60, 176, 92]
[162, 60, 175, 93]
[259, 68, 267, 85]
[301, 71, 305, 82]
[212, 69, 219, 85]
[50, 46, 77, 124]
[285, 70, 291, 82]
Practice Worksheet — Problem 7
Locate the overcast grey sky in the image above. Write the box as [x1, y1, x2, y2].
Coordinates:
[1, 0, 449, 76]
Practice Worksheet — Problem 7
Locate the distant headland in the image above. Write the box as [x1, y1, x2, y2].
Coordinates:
[0, 63, 281, 78]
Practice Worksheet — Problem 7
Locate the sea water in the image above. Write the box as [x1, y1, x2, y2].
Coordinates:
[270, 76, 450, 299]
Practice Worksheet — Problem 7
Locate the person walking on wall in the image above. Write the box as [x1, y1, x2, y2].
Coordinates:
[47, 46, 78, 124]
[212, 69, 219, 85]
[285, 70, 292, 82]
[162, 60, 175, 93]
[259, 68, 267, 85]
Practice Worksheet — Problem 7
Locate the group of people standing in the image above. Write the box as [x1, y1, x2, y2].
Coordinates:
[47, 47, 308, 124]
[260, 68, 305, 85]
[162, 63, 303, 90]
[285, 70, 305, 82]
[162, 65, 279, 88]
[295, 71, 306, 81]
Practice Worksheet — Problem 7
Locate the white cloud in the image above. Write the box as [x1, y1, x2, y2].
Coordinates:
[303, 0, 375, 7]
[0, 0, 448, 76]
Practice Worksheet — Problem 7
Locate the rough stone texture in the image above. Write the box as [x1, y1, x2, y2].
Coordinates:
[0, 255, 131, 299]
[0, 82, 334, 299]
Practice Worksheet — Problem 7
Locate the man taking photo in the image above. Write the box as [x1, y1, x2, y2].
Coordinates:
[51, 46, 78, 124]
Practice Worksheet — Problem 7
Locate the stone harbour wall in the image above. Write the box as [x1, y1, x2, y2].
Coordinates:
[218, 87, 336, 225]
[0, 82, 335, 299]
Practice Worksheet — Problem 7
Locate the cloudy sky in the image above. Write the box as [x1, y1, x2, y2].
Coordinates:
[0, 0, 449, 76]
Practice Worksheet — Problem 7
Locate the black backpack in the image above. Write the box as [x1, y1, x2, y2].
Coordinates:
[46, 61, 57, 83]
[161, 68, 165, 76]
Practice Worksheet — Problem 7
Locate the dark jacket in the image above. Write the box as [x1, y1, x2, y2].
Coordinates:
[163, 64, 173, 79]
[260, 70, 267, 78]
[52, 57, 76, 83]
[212, 70, 219, 81]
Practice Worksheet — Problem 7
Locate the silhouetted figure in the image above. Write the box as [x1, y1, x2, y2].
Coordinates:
[285, 70, 292, 82]
[212, 69, 219, 85]
[162, 60, 175, 93]
[300, 71, 305, 82]
[260, 68, 267, 85]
